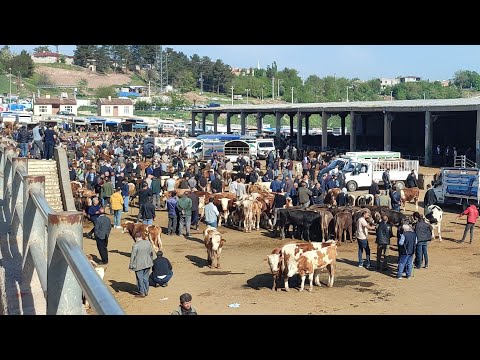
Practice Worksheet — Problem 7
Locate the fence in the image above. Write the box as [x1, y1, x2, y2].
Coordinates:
[0, 141, 124, 315]
[454, 155, 477, 168]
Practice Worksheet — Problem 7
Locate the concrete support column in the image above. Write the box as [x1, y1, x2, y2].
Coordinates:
[201, 112, 207, 133]
[226, 113, 232, 134]
[275, 112, 282, 137]
[322, 111, 329, 150]
[297, 111, 303, 149]
[191, 112, 196, 135]
[350, 111, 356, 151]
[213, 113, 219, 134]
[240, 112, 247, 135]
[424, 110, 433, 166]
[305, 114, 310, 136]
[476, 110, 480, 166]
[289, 114, 294, 138]
[341, 114, 346, 136]
[256, 112, 263, 135]
[384, 112, 392, 151]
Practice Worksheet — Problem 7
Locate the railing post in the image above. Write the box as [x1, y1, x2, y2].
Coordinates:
[0, 144, 5, 199]
[10, 158, 27, 253]
[4, 147, 17, 199]
[47, 212, 84, 315]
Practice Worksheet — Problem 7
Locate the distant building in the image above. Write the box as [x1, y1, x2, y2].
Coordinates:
[31, 51, 74, 65]
[231, 67, 255, 77]
[97, 96, 133, 117]
[400, 76, 421, 83]
[440, 80, 451, 87]
[379, 77, 400, 89]
[33, 95, 77, 116]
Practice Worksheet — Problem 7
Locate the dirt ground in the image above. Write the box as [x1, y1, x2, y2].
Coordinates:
[83, 167, 480, 315]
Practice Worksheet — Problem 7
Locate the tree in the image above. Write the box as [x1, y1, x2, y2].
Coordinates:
[95, 86, 117, 99]
[33, 46, 51, 53]
[73, 45, 96, 67]
[0, 45, 13, 71]
[36, 72, 54, 86]
[10, 50, 35, 77]
[94, 46, 111, 73]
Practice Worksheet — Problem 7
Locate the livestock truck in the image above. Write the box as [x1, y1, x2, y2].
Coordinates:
[343, 158, 419, 192]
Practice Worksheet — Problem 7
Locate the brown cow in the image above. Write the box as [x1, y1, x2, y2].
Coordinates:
[334, 211, 353, 244]
[400, 187, 419, 211]
[121, 221, 163, 251]
[297, 243, 338, 292]
[324, 188, 342, 206]
[203, 226, 226, 269]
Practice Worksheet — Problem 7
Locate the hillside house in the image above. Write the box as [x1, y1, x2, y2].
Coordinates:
[97, 97, 133, 117]
[33, 95, 78, 115]
[31, 51, 74, 65]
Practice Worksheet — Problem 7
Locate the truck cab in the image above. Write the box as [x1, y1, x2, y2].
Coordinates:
[433, 167, 480, 210]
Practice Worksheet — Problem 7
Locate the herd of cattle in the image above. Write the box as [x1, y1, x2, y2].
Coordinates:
[69, 169, 442, 292]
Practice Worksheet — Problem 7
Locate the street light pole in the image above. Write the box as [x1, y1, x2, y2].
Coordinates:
[261, 85, 264, 103]
[231, 86, 234, 105]
[272, 76, 275, 100]
[245, 88, 250, 104]
[291, 87, 294, 104]
[8, 67, 12, 105]
[278, 79, 282, 98]
[346, 86, 350, 102]
[390, 90, 393, 101]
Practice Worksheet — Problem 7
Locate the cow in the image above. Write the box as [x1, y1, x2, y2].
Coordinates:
[347, 194, 356, 206]
[121, 221, 163, 251]
[297, 243, 338, 292]
[413, 205, 443, 241]
[324, 188, 342, 206]
[400, 187, 420, 211]
[282, 240, 336, 292]
[203, 226, 226, 269]
[334, 211, 353, 244]
[213, 192, 237, 227]
[83, 254, 107, 310]
[71, 181, 83, 197]
[275, 209, 321, 241]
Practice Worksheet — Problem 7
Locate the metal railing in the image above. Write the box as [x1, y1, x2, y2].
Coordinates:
[454, 155, 477, 168]
[0, 141, 124, 315]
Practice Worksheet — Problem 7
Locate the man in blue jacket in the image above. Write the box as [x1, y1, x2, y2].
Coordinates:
[149, 251, 173, 287]
[166, 192, 178, 235]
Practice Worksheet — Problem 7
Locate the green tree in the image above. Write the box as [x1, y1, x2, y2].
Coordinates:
[73, 45, 96, 67]
[33, 46, 51, 53]
[174, 68, 196, 92]
[36, 72, 53, 86]
[94, 46, 111, 73]
[10, 50, 35, 77]
[95, 86, 117, 99]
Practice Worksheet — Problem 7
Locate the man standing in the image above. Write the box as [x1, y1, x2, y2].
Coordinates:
[423, 184, 437, 212]
[272, 191, 287, 229]
[149, 251, 173, 288]
[151, 176, 162, 210]
[94, 207, 111, 265]
[382, 169, 391, 191]
[397, 224, 417, 279]
[375, 215, 392, 271]
[210, 174, 223, 194]
[356, 210, 376, 268]
[17, 125, 30, 158]
[32, 123, 44, 159]
[166, 191, 178, 235]
[187, 190, 200, 230]
[141, 196, 156, 225]
[414, 216, 433, 269]
[43, 124, 57, 160]
[390, 186, 401, 211]
[406, 169, 418, 188]
[110, 187, 124, 229]
[378, 190, 392, 208]
[203, 197, 219, 228]
[177, 192, 192, 237]
[458, 202, 479, 244]
[297, 181, 312, 209]
[369, 179, 381, 206]
[129, 231, 154, 298]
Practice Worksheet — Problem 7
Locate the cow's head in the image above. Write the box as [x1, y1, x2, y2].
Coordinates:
[267, 253, 282, 274]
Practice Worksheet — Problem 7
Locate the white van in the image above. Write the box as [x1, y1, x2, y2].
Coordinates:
[256, 139, 275, 159]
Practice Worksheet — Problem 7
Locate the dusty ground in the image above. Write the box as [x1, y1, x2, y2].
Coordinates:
[37, 65, 131, 89]
[83, 168, 480, 315]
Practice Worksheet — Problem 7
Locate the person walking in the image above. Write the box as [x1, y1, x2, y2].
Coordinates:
[129, 231, 154, 298]
[375, 215, 393, 271]
[397, 224, 417, 279]
[382, 169, 391, 191]
[171, 293, 198, 315]
[94, 207, 111, 265]
[32, 123, 44, 159]
[414, 215, 433, 269]
[204, 196, 219, 228]
[110, 187, 124, 229]
[458, 202, 479, 244]
[406, 169, 418, 188]
[356, 210, 376, 268]
[149, 250, 173, 288]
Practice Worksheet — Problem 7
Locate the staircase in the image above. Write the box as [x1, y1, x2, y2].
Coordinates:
[27, 160, 64, 212]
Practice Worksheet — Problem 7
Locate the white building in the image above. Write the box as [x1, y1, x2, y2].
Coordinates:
[31, 51, 74, 65]
[33, 95, 77, 116]
[379, 77, 400, 90]
[97, 97, 134, 117]
[400, 76, 421, 83]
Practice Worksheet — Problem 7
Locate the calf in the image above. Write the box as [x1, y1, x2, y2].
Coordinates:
[400, 187, 420, 211]
[334, 211, 353, 244]
[297, 243, 338, 292]
[121, 221, 163, 251]
[203, 226, 226, 268]
[413, 205, 443, 241]
[83, 255, 107, 310]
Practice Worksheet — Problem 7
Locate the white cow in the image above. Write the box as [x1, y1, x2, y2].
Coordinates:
[424, 204, 443, 241]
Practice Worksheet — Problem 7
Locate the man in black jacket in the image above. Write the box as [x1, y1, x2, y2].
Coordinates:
[369, 179, 381, 206]
[149, 251, 173, 287]
[187, 191, 200, 230]
[423, 184, 437, 213]
[141, 197, 156, 225]
[210, 175, 223, 194]
[406, 170, 418, 188]
[94, 207, 111, 265]
[135, 182, 153, 222]
[375, 215, 393, 271]
[414, 216, 432, 269]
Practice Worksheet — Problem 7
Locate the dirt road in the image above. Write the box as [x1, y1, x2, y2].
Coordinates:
[83, 184, 480, 315]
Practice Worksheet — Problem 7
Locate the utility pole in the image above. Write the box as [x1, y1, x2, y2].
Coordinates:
[278, 79, 281, 98]
[231, 86, 234, 105]
[272, 77, 275, 100]
[390, 90, 393, 101]
[291, 87, 294, 104]
[261, 85, 264, 103]
[200, 72, 204, 95]
[245, 89, 250, 104]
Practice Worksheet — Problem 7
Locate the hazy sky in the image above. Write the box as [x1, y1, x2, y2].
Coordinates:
[3, 45, 478, 81]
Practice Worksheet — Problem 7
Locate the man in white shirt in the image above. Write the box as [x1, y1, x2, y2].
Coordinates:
[165, 174, 176, 192]
[203, 197, 220, 228]
[356, 210, 376, 268]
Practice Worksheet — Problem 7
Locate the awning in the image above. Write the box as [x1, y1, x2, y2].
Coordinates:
[132, 124, 148, 129]
[106, 121, 120, 125]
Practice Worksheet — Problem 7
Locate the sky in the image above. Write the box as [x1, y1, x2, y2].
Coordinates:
[3, 45, 479, 81]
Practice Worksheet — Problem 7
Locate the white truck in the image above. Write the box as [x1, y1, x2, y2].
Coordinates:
[433, 167, 480, 210]
[343, 158, 419, 192]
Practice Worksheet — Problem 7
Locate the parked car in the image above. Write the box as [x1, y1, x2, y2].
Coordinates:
[57, 111, 75, 116]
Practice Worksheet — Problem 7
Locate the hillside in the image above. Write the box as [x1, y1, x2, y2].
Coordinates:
[35, 65, 141, 89]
